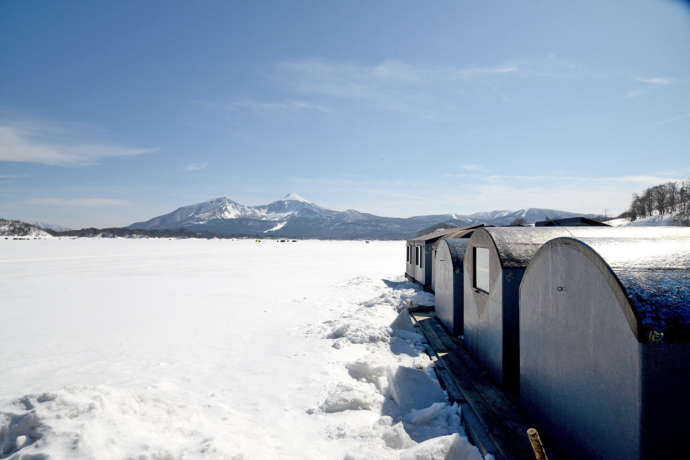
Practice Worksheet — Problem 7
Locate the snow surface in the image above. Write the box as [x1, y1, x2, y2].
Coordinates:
[606, 213, 688, 227]
[0, 239, 481, 459]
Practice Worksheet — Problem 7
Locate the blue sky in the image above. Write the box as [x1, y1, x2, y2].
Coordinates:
[1, 0, 689, 227]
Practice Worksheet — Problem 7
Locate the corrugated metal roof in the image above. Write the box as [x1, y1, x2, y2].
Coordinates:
[575, 236, 690, 343]
[483, 226, 690, 268]
[443, 238, 470, 268]
[410, 224, 484, 243]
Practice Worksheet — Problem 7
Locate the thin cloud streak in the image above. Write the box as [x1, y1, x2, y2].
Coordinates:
[635, 76, 672, 85]
[275, 59, 519, 116]
[183, 162, 208, 171]
[624, 89, 645, 99]
[230, 98, 330, 113]
[0, 123, 156, 165]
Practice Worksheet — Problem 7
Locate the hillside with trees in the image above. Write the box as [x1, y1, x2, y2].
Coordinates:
[623, 180, 690, 225]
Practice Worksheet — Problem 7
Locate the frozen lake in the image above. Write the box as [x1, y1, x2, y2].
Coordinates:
[0, 239, 480, 459]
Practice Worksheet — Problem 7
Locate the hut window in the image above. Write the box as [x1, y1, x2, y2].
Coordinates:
[406, 246, 410, 262]
[474, 247, 490, 293]
[415, 246, 420, 266]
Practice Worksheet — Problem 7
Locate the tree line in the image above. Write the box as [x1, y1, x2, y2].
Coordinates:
[623, 180, 690, 224]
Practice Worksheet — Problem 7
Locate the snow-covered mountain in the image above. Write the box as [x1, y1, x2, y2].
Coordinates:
[1, 219, 52, 238]
[31, 221, 71, 232]
[129, 194, 601, 239]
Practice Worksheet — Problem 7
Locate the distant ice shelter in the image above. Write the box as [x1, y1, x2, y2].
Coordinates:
[406, 225, 482, 292]
[432, 227, 484, 335]
[534, 216, 609, 227]
[519, 233, 690, 459]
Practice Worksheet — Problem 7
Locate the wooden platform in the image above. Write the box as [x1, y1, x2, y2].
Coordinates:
[408, 307, 539, 460]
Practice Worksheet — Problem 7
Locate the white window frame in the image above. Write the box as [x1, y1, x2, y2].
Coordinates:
[474, 247, 490, 293]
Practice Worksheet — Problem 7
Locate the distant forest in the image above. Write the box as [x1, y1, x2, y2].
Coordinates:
[623, 179, 690, 225]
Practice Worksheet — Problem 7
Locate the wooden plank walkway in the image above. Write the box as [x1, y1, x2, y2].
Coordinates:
[408, 307, 539, 460]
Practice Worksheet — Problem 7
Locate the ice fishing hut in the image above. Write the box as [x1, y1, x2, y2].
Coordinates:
[519, 233, 690, 460]
[534, 216, 609, 226]
[462, 226, 631, 390]
[433, 227, 484, 335]
[406, 226, 481, 292]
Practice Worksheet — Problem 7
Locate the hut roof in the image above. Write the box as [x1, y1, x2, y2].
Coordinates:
[442, 238, 470, 268]
[573, 236, 690, 343]
[482, 226, 690, 269]
[411, 224, 484, 243]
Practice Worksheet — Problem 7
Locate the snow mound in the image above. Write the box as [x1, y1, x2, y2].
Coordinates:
[400, 433, 481, 460]
[346, 361, 387, 390]
[361, 289, 434, 313]
[402, 402, 467, 444]
[324, 320, 391, 345]
[387, 366, 446, 413]
[381, 420, 417, 449]
[391, 309, 417, 333]
[0, 387, 246, 460]
[320, 384, 384, 413]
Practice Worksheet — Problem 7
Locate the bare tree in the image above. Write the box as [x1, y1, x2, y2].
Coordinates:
[652, 186, 667, 215]
[667, 182, 678, 213]
[625, 179, 690, 226]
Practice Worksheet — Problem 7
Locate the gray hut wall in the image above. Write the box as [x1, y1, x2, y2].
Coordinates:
[463, 230, 508, 386]
[519, 239, 643, 459]
[423, 244, 433, 290]
[435, 239, 467, 335]
[431, 240, 442, 293]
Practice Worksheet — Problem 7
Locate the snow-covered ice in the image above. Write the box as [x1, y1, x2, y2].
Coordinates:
[0, 238, 481, 459]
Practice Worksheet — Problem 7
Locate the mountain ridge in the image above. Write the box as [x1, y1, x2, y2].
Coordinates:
[128, 194, 603, 239]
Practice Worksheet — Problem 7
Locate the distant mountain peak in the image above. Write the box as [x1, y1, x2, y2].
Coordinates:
[128, 196, 602, 239]
[281, 192, 309, 203]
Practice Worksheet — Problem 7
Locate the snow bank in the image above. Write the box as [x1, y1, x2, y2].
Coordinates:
[315, 272, 481, 459]
[0, 239, 481, 459]
[606, 213, 689, 227]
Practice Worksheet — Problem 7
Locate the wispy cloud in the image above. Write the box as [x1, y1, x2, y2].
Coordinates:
[26, 198, 130, 207]
[272, 56, 617, 118]
[0, 122, 156, 165]
[635, 76, 672, 85]
[274, 59, 519, 117]
[624, 89, 646, 99]
[277, 59, 517, 96]
[0, 174, 28, 180]
[230, 98, 330, 113]
[183, 162, 208, 171]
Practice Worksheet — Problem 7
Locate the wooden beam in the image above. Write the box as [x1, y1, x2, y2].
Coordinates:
[409, 312, 539, 460]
